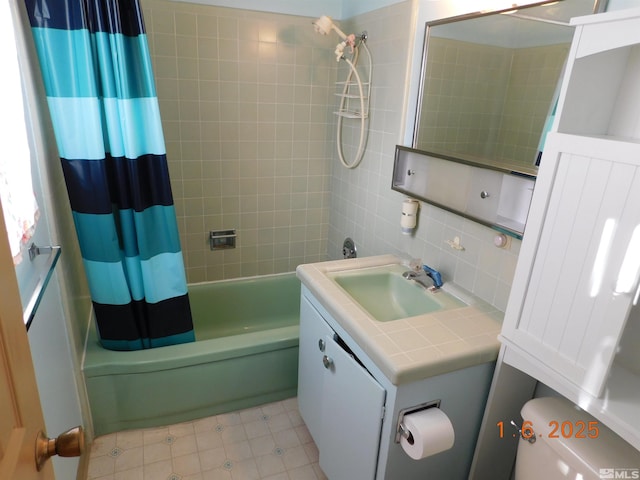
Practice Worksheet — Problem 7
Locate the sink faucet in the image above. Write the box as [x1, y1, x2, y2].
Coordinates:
[402, 264, 443, 290]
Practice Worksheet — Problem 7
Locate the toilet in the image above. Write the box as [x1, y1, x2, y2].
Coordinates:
[515, 397, 640, 480]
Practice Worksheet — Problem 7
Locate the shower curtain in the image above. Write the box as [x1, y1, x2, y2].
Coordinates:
[24, 0, 195, 350]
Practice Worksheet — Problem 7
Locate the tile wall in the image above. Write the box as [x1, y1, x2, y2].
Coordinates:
[495, 43, 570, 168]
[328, 3, 522, 311]
[141, 0, 526, 311]
[416, 38, 511, 161]
[141, 0, 337, 282]
[416, 37, 569, 172]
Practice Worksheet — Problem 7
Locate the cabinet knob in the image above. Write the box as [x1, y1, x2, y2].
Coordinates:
[322, 355, 334, 370]
[480, 190, 490, 199]
[318, 339, 325, 352]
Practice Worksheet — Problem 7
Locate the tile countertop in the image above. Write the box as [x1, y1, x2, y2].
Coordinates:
[296, 254, 504, 385]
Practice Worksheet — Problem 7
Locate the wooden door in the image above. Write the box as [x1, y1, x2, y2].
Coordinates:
[0, 204, 54, 479]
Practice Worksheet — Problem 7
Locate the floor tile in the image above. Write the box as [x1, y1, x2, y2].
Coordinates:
[87, 398, 325, 480]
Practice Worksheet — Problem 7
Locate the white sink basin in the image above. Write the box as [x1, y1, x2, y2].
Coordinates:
[329, 264, 466, 322]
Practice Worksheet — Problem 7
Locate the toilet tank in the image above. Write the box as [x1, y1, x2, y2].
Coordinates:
[515, 397, 640, 480]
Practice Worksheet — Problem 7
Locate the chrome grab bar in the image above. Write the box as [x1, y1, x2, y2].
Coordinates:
[24, 243, 61, 330]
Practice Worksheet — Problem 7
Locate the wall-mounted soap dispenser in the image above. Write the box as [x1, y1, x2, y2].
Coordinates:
[401, 199, 419, 235]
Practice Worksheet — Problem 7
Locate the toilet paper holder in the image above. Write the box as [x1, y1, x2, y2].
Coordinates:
[395, 399, 441, 444]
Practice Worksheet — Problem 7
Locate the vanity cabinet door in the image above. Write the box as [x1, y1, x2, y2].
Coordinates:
[319, 334, 386, 480]
[298, 295, 335, 444]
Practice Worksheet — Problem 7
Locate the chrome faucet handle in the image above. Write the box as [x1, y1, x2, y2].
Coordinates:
[408, 257, 422, 272]
[423, 265, 443, 289]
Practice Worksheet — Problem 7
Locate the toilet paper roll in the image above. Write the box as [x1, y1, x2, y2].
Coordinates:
[400, 408, 455, 460]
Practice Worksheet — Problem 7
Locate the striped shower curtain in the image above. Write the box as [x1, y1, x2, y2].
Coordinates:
[24, 0, 195, 350]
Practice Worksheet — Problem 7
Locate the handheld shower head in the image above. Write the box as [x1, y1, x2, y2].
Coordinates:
[312, 15, 347, 40]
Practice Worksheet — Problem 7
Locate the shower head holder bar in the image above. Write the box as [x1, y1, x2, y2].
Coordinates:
[313, 15, 372, 169]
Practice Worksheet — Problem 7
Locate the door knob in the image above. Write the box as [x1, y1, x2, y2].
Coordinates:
[36, 426, 85, 471]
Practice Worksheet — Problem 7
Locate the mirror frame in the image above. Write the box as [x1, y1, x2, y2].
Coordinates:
[412, 0, 609, 176]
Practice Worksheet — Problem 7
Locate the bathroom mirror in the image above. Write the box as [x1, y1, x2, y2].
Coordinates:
[413, 0, 607, 176]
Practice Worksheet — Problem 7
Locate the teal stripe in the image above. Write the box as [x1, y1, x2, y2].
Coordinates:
[537, 114, 556, 152]
[123, 255, 145, 301]
[83, 259, 133, 305]
[94, 32, 156, 99]
[31, 29, 155, 100]
[117, 209, 139, 257]
[73, 212, 121, 263]
[93, 31, 117, 97]
[133, 206, 181, 258]
[103, 98, 165, 158]
[102, 98, 125, 157]
[79, 239, 187, 304]
[140, 252, 188, 303]
[74, 208, 181, 263]
[47, 96, 164, 160]
[100, 338, 145, 350]
[47, 97, 105, 160]
[101, 331, 194, 351]
[31, 28, 98, 98]
[119, 207, 180, 259]
[150, 331, 195, 348]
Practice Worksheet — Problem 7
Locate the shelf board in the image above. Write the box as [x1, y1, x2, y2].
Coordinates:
[335, 81, 370, 86]
[334, 93, 368, 100]
[502, 342, 640, 451]
[555, 132, 640, 145]
[334, 111, 368, 119]
[598, 363, 640, 450]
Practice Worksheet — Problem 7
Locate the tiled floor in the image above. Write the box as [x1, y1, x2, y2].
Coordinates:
[87, 397, 327, 480]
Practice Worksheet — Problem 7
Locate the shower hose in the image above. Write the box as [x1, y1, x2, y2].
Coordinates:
[337, 40, 371, 169]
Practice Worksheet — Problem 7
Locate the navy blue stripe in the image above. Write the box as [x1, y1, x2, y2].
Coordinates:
[88, 0, 145, 36]
[25, 0, 88, 31]
[108, 155, 174, 212]
[61, 158, 112, 214]
[25, 0, 145, 36]
[61, 154, 174, 214]
[93, 294, 194, 351]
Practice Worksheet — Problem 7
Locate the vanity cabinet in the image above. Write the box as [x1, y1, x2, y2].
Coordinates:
[499, 8, 640, 450]
[297, 284, 496, 480]
[298, 295, 385, 480]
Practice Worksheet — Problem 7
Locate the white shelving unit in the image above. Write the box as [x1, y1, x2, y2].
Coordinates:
[499, 7, 640, 451]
